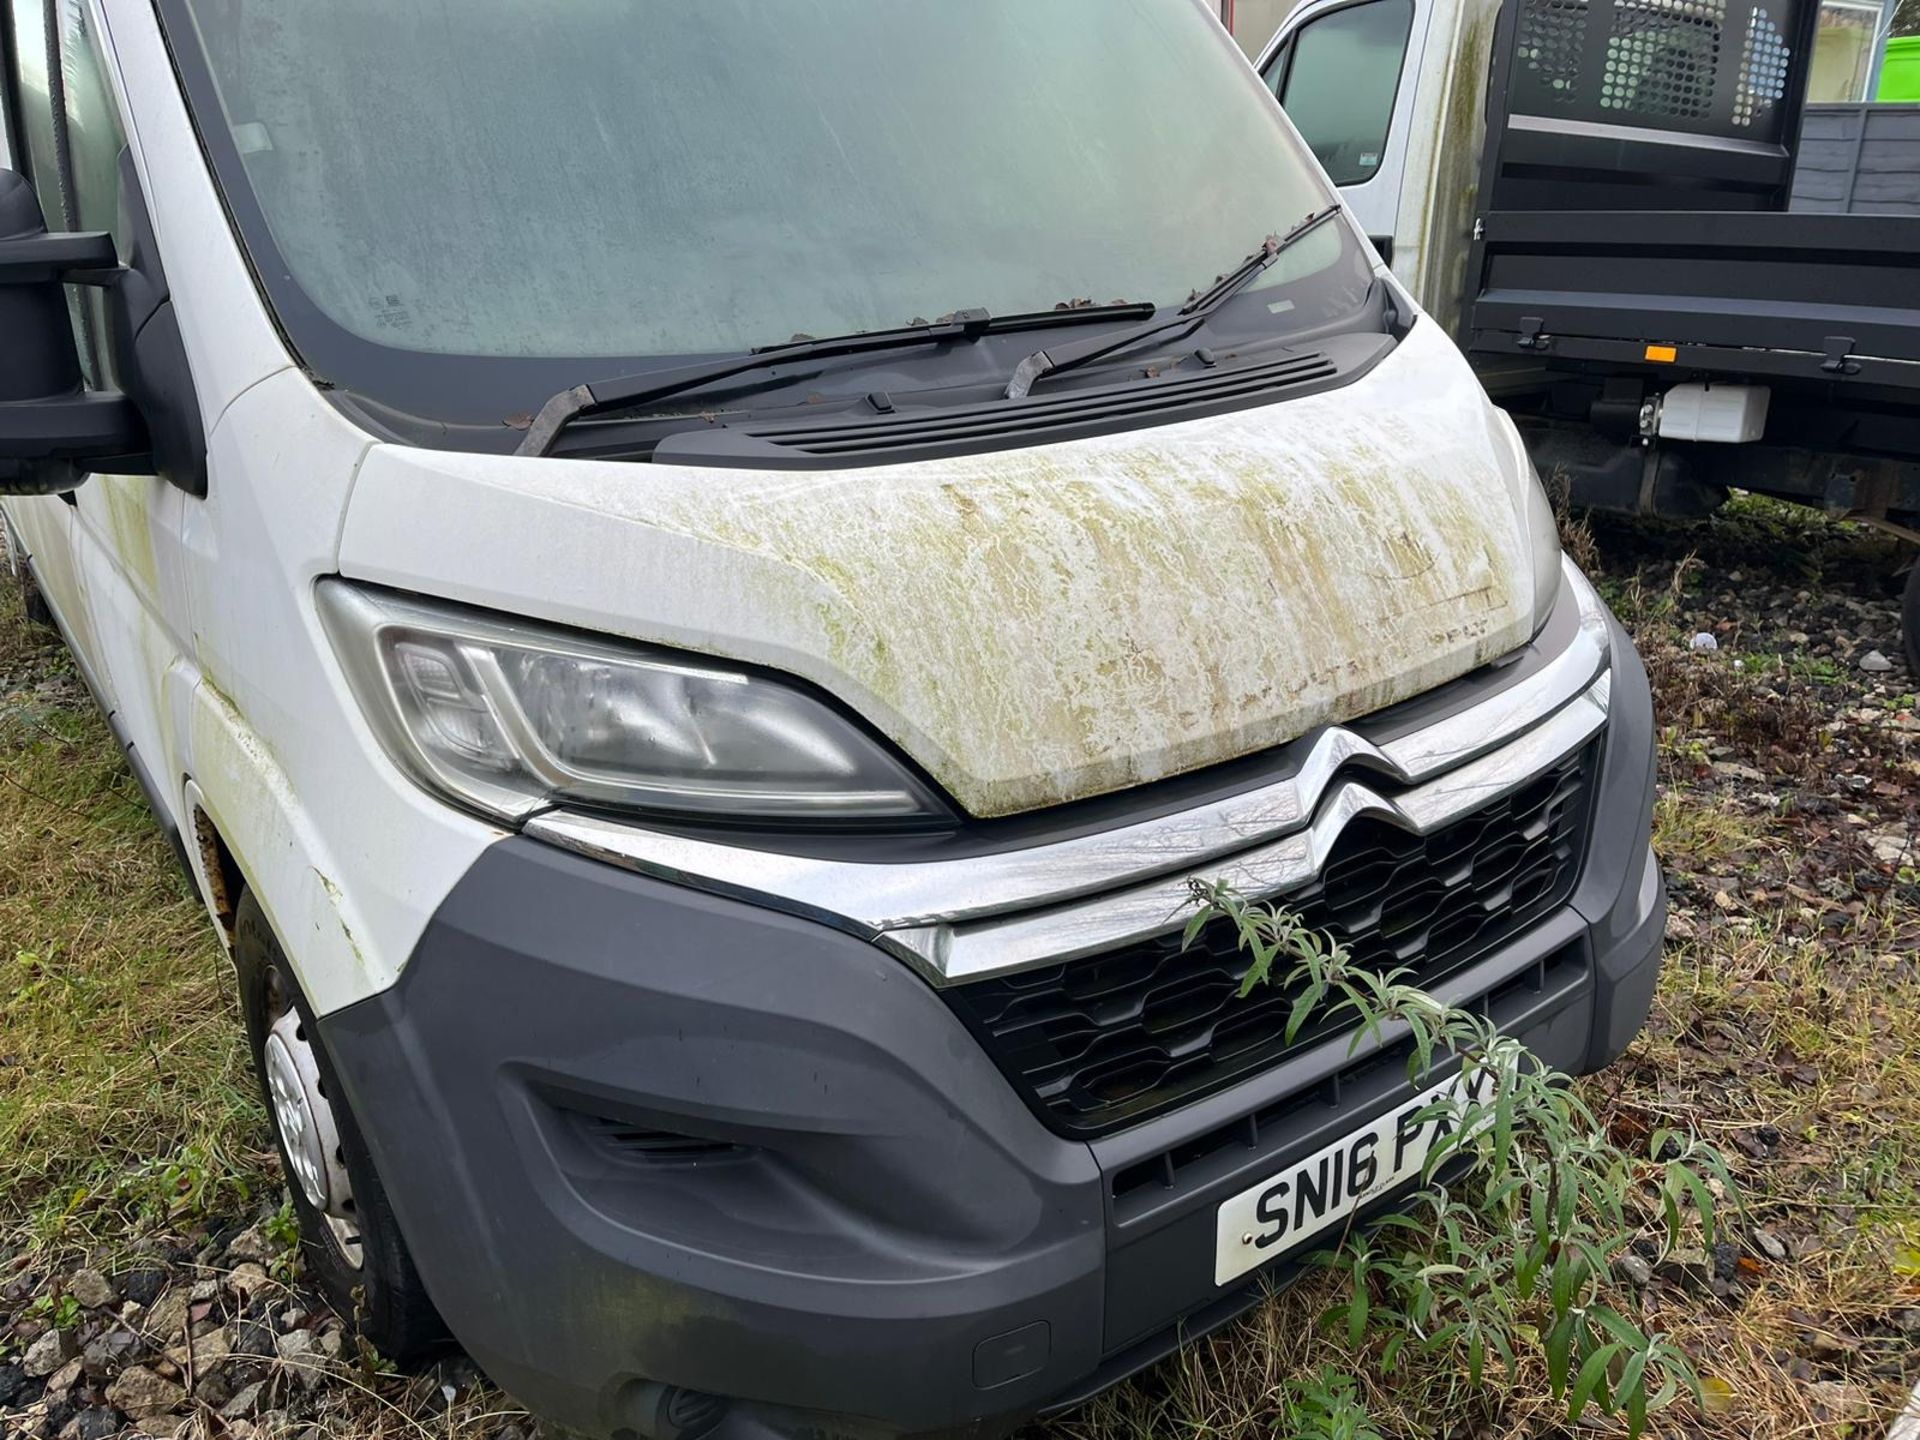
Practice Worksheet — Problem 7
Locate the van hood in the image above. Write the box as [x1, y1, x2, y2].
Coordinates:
[337, 322, 1543, 818]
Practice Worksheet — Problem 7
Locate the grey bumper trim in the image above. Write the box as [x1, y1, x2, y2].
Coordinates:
[526, 559, 1612, 986]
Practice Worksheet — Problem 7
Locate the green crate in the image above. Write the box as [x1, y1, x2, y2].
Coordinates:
[1879, 35, 1920, 102]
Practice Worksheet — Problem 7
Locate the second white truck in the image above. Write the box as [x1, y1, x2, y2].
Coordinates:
[1260, 0, 1920, 665]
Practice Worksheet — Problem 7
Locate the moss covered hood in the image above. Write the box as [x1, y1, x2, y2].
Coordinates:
[340, 322, 1544, 818]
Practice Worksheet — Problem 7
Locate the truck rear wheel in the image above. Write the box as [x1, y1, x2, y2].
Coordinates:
[234, 890, 447, 1363]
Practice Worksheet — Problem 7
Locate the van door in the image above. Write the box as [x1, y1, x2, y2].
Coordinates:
[1258, 0, 1430, 263]
[4, 0, 196, 836]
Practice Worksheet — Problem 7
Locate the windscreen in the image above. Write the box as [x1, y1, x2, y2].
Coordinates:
[174, 0, 1339, 361]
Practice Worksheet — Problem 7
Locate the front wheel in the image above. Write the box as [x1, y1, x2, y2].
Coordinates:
[235, 890, 446, 1362]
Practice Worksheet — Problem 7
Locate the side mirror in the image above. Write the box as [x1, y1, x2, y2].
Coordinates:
[0, 168, 146, 495]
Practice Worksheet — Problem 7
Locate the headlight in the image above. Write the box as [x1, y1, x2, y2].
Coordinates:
[317, 582, 946, 824]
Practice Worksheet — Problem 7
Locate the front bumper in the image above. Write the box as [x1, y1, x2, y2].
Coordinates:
[317, 613, 1663, 1440]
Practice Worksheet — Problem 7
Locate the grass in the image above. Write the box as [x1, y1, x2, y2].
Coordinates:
[2, 505, 1918, 1439]
[0, 585, 270, 1256]
[1650, 788, 1771, 875]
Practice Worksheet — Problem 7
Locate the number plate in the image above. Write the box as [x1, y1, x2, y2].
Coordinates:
[1214, 1069, 1493, 1286]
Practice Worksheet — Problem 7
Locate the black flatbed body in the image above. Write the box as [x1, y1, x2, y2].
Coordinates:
[1453, 0, 1920, 533]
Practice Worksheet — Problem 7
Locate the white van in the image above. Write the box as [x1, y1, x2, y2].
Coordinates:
[0, 3, 1664, 1437]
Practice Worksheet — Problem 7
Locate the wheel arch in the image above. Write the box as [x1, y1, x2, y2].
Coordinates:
[178, 681, 401, 1018]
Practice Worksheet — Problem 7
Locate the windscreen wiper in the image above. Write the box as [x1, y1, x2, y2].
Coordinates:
[516, 301, 1157, 457]
[1002, 204, 1344, 401]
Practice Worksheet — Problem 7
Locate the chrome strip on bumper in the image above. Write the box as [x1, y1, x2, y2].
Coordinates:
[527, 559, 1613, 986]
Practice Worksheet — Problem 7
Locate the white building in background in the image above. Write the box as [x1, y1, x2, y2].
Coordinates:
[1202, 0, 1297, 55]
[1222, 0, 1298, 55]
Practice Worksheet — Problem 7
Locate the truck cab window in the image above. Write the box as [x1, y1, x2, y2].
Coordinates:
[1268, 0, 1415, 186]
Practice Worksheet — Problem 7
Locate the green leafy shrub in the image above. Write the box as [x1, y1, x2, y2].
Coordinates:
[1185, 880, 1731, 1438]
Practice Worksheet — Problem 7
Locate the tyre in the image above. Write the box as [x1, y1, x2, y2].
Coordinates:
[1904, 559, 1920, 679]
[19, 564, 54, 629]
[1, 513, 54, 628]
[235, 889, 447, 1362]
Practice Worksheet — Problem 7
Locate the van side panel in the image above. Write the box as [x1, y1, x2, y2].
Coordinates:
[77, 1, 507, 1017]
[67, 477, 196, 835]
[182, 372, 505, 1016]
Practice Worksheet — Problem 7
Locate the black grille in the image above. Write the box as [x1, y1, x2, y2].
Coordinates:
[1107, 939, 1589, 1209]
[573, 1115, 746, 1164]
[944, 745, 1598, 1139]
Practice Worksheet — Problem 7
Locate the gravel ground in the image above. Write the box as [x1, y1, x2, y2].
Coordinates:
[1, 1222, 509, 1440]
[2, 497, 1916, 1440]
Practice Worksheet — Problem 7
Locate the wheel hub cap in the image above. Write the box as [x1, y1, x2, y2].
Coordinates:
[264, 1007, 363, 1268]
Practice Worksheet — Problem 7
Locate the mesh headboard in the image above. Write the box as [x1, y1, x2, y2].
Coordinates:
[1480, 0, 1816, 210]
[1509, 0, 1797, 140]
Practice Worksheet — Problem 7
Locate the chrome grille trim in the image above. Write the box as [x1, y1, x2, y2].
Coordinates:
[899, 673, 1607, 981]
[525, 559, 1612, 986]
